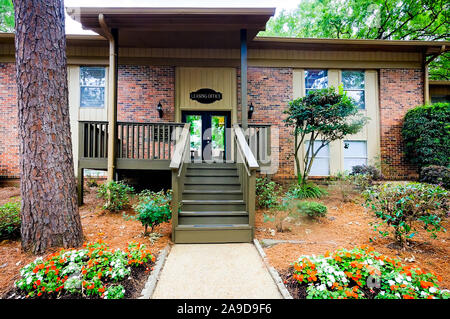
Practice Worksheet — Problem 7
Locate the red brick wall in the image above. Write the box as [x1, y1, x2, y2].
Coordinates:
[379, 69, 424, 180]
[238, 67, 294, 180]
[0, 63, 19, 178]
[117, 65, 175, 122]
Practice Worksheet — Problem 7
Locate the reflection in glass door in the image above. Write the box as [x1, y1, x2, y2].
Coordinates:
[182, 111, 230, 162]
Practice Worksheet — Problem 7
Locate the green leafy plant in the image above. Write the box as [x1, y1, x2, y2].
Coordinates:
[87, 178, 99, 188]
[295, 201, 328, 219]
[97, 181, 134, 212]
[402, 103, 450, 169]
[134, 190, 172, 235]
[350, 165, 383, 181]
[104, 284, 125, 299]
[286, 182, 328, 199]
[255, 177, 280, 208]
[0, 200, 21, 240]
[284, 86, 367, 185]
[419, 165, 450, 189]
[363, 182, 448, 246]
[15, 239, 155, 299]
[290, 246, 448, 299]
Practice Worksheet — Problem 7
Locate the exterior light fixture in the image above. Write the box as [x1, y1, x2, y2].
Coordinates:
[248, 102, 254, 119]
[157, 101, 163, 118]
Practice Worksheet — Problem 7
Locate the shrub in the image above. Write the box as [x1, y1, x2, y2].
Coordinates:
[363, 182, 448, 246]
[0, 201, 21, 240]
[350, 165, 383, 181]
[134, 190, 172, 235]
[87, 178, 99, 188]
[286, 182, 328, 199]
[97, 181, 134, 212]
[15, 240, 155, 299]
[402, 103, 450, 169]
[290, 246, 448, 299]
[295, 201, 328, 219]
[256, 177, 280, 208]
[419, 165, 450, 189]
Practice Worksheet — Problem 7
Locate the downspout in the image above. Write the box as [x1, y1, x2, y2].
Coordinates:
[99, 14, 118, 181]
[423, 44, 446, 105]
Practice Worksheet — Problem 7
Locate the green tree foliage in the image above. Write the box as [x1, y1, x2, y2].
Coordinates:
[260, 0, 450, 80]
[284, 86, 367, 185]
[0, 0, 14, 32]
[402, 103, 450, 169]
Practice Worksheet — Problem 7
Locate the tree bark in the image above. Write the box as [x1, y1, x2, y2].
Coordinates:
[13, 0, 83, 254]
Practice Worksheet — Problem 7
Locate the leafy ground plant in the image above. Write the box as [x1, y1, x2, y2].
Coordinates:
[255, 177, 280, 208]
[286, 246, 448, 299]
[295, 201, 328, 219]
[0, 200, 21, 240]
[97, 181, 135, 212]
[286, 182, 328, 199]
[363, 182, 448, 246]
[134, 190, 172, 235]
[15, 239, 154, 299]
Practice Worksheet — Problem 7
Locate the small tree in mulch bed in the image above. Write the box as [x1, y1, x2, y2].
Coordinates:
[284, 246, 449, 299]
[133, 190, 172, 235]
[13, 240, 155, 299]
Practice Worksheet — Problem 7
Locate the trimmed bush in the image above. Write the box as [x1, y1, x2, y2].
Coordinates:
[0, 201, 21, 240]
[402, 103, 450, 169]
[350, 165, 383, 181]
[97, 181, 134, 212]
[134, 190, 172, 234]
[289, 246, 448, 299]
[255, 177, 280, 208]
[419, 165, 450, 189]
[295, 201, 328, 219]
[363, 182, 448, 245]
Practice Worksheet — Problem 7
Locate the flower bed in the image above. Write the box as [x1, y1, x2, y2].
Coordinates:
[283, 246, 449, 299]
[11, 240, 155, 299]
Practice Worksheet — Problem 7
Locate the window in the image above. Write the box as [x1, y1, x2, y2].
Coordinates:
[305, 70, 328, 94]
[343, 141, 367, 172]
[80, 67, 106, 108]
[342, 70, 365, 109]
[305, 140, 330, 176]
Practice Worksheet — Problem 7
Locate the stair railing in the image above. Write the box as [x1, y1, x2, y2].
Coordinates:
[233, 124, 259, 234]
[169, 123, 191, 241]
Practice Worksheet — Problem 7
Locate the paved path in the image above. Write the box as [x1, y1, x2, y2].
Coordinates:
[152, 243, 282, 299]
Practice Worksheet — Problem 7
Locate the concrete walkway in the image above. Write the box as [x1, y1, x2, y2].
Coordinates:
[152, 243, 282, 299]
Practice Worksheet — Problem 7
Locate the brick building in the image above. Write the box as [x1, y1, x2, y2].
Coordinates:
[0, 7, 448, 242]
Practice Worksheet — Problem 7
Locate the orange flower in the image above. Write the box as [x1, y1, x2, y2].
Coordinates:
[403, 294, 414, 299]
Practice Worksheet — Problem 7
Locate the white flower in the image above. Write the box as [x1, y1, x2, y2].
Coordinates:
[388, 280, 395, 286]
[429, 287, 437, 294]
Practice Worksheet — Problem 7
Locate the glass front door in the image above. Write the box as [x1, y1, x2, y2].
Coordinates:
[182, 111, 231, 162]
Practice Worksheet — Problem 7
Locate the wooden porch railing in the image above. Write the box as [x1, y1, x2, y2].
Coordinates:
[78, 121, 185, 160]
[247, 124, 271, 164]
[233, 123, 259, 236]
[169, 123, 191, 241]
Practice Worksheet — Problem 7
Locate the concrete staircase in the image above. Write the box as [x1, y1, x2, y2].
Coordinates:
[174, 162, 253, 243]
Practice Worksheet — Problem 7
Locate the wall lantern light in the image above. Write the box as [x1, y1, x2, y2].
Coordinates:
[157, 101, 163, 118]
[248, 102, 254, 119]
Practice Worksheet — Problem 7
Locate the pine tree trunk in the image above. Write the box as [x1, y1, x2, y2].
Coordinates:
[13, 0, 83, 254]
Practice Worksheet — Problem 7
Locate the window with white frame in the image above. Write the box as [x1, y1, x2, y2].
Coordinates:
[80, 66, 106, 108]
[342, 70, 365, 109]
[305, 70, 328, 94]
[343, 140, 367, 172]
[305, 140, 330, 176]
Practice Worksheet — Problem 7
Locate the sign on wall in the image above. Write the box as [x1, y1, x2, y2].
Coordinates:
[190, 88, 223, 104]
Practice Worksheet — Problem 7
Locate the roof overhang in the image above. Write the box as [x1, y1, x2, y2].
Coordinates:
[66, 7, 275, 48]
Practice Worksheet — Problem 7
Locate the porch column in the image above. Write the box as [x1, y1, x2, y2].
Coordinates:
[240, 29, 248, 131]
[107, 28, 118, 181]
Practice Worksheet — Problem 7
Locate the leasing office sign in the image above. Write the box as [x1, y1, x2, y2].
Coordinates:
[190, 88, 223, 104]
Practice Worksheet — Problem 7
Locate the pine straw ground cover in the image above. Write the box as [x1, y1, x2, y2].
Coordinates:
[255, 186, 450, 298]
[0, 181, 171, 298]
